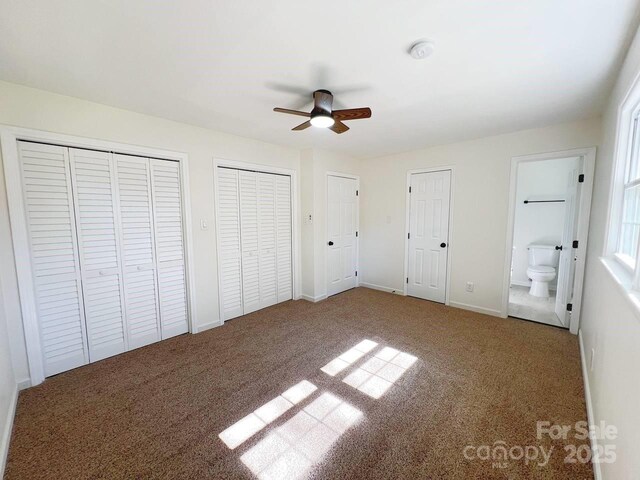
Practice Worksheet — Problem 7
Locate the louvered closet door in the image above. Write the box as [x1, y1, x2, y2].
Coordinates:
[275, 175, 292, 302]
[150, 159, 189, 338]
[239, 170, 260, 314]
[114, 154, 161, 349]
[69, 148, 128, 362]
[257, 173, 278, 309]
[18, 142, 89, 376]
[216, 168, 243, 321]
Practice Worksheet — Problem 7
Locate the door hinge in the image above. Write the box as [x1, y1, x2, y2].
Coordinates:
[355, 270, 358, 277]
[578, 174, 584, 183]
[566, 303, 573, 312]
[356, 189, 359, 196]
[407, 232, 410, 239]
[409, 186, 412, 193]
[406, 277, 409, 284]
[572, 240, 579, 248]
[356, 231, 358, 237]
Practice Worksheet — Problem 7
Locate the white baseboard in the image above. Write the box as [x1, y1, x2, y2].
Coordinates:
[579, 330, 602, 480]
[193, 320, 222, 333]
[301, 294, 327, 303]
[358, 282, 404, 294]
[448, 301, 503, 318]
[16, 378, 30, 391]
[0, 382, 18, 477]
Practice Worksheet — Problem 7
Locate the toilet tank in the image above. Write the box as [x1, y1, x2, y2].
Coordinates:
[527, 244, 560, 267]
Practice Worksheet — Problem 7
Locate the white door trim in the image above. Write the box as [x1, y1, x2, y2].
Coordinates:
[501, 147, 596, 334]
[0, 124, 198, 386]
[403, 166, 455, 304]
[213, 157, 301, 324]
[325, 172, 360, 295]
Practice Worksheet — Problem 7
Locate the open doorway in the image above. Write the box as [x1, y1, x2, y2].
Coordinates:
[503, 148, 595, 332]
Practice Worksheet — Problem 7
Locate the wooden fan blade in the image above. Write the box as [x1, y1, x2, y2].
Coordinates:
[329, 120, 349, 134]
[313, 90, 333, 113]
[332, 107, 372, 121]
[274, 107, 310, 117]
[292, 120, 312, 131]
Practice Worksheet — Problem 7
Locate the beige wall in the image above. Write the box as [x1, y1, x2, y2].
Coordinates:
[359, 118, 602, 315]
[580, 25, 640, 479]
[0, 81, 303, 386]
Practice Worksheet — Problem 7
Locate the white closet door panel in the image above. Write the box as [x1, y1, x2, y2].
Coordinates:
[150, 159, 188, 338]
[239, 170, 260, 313]
[275, 175, 292, 302]
[115, 154, 161, 349]
[257, 173, 278, 309]
[18, 142, 89, 376]
[69, 148, 127, 361]
[217, 168, 243, 320]
[327, 176, 358, 297]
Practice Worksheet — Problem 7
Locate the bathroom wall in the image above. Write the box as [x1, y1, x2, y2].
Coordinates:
[511, 157, 578, 287]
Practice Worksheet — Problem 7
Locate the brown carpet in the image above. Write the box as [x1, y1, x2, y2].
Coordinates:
[5, 288, 592, 479]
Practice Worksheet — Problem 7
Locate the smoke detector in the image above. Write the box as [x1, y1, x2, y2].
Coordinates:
[409, 40, 435, 60]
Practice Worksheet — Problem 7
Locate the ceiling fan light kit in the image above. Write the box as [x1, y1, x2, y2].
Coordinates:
[273, 89, 371, 134]
[310, 114, 335, 128]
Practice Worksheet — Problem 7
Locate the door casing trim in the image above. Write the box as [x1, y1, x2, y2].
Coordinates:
[501, 147, 596, 334]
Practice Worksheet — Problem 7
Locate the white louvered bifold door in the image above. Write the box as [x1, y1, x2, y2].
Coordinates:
[18, 142, 89, 376]
[275, 175, 292, 302]
[216, 168, 243, 321]
[239, 170, 260, 314]
[114, 154, 161, 349]
[69, 148, 128, 362]
[257, 173, 278, 309]
[150, 159, 189, 338]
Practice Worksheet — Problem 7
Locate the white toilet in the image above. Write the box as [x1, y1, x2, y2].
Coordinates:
[526, 244, 560, 298]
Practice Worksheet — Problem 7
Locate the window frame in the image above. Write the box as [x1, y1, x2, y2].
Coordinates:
[608, 82, 640, 290]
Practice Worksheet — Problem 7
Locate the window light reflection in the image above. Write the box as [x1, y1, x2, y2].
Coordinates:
[219, 380, 317, 449]
[342, 346, 417, 399]
[240, 392, 362, 479]
[320, 339, 378, 376]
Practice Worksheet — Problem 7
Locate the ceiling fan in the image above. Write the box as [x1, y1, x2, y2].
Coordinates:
[273, 89, 371, 134]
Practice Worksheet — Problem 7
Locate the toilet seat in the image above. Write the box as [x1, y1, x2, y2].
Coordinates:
[527, 265, 555, 274]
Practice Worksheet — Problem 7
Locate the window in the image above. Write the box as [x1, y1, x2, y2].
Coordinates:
[617, 116, 640, 270]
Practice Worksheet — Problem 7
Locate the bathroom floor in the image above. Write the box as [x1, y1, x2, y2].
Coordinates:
[508, 285, 564, 327]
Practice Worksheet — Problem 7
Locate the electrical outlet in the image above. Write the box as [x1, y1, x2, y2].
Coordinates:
[465, 282, 474, 293]
[590, 348, 595, 372]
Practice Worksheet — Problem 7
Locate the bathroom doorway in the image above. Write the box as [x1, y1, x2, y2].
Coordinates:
[502, 148, 595, 333]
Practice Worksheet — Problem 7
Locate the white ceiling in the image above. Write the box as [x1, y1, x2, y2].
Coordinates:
[1, 1, 639, 158]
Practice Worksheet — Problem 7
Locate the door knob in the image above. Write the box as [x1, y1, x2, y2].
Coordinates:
[440, 242, 447, 248]
[328, 241, 334, 246]
[555, 245, 563, 251]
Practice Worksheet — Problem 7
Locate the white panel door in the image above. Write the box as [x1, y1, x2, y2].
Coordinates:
[114, 154, 161, 348]
[257, 173, 278, 309]
[407, 170, 451, 303]
[150, 159, 189, 338]
[217, 168, 244, 321]
[327, 175, 358, 297]
[69, 148, 128, 362]
[18, 142, 89, 376]
[555, 158, 581, 325]
[275, 175, 293, 302]
[239, 170, 260, 314]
